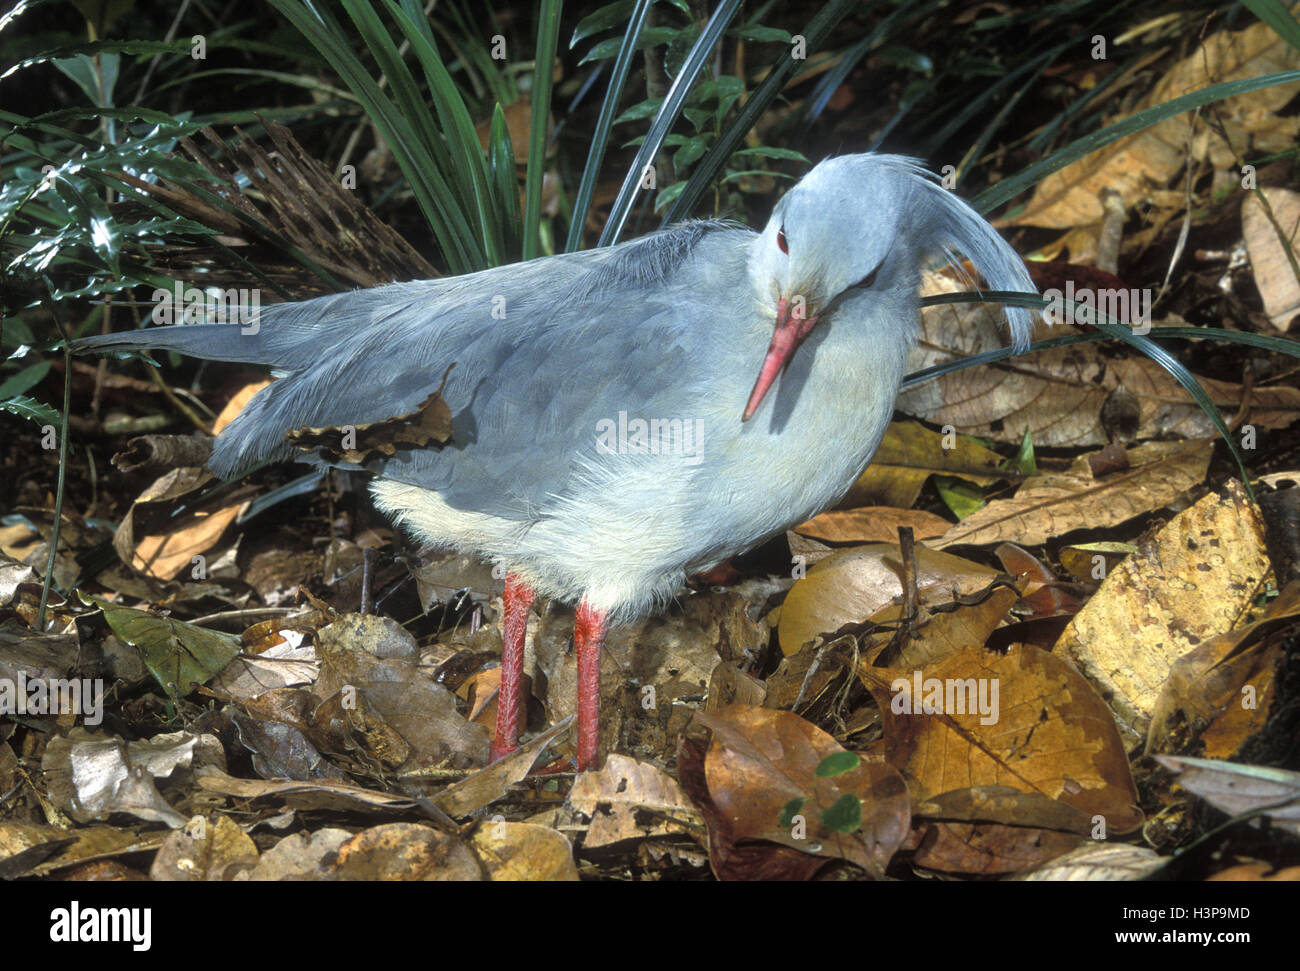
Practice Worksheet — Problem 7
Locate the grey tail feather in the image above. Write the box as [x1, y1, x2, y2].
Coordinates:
[71, 322, 278, 365]
[897, 157, 1039, 351]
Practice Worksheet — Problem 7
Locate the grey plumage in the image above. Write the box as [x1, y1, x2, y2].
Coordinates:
[75, 153, 1036, 622]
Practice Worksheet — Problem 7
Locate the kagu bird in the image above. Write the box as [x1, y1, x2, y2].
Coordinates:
[75, 154, 1036, 771]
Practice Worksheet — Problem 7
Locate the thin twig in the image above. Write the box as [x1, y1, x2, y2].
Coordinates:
[898, 526, 918, 641]
[145, 365, 212, 433]
[37, 291, 73, 632]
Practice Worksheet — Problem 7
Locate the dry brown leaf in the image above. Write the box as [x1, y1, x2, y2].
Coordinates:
[429, 718, 573, 817]
[1059, 541, 1138, 582]
[706, 660, 767, 710]
[694, 705, 910, 877]
[794, 506, 951, 544]
[1055, 480, 1270, 743]
[840, 420, 1009, 509]
[109, 463, 254, 581]
[0, 823, 168, 878]
[1106, 356, 1300, 436]
[149, 814, 259, 881]
[879, 585, 1023, 670]
[315, 613, 490, 770]
[42, 729, 224, 828]
[1242, 186, 1300, 331]
[1146, 580, 1299, 758]
[112, 466, 209, 564]
[933, 439, 1212, 548]
[569, 753, 698, 818]
[328, 822, 481, 880]
[1015, 841, 1165, 880]
[471, 821, 579, 880]
[237, 829, 352, 880]
[196, 767, 415, 813]
[777, 544, 999, 654]
[130, 501, 245, 580]
[1007, 20, 1300, 229]
[911, 820, 1084, 875]
[994, 543, 1083, 617]
[568, 754, 701, 849]
[211, 379, 271, 434]
[674, 733, 827, 880]
[287, 376, 455, 466]
[1207, 862, 1300, 881]
[762, 636, 855, 713]
[914, 785, 1095, 834]
[859, 643, 1143, 833]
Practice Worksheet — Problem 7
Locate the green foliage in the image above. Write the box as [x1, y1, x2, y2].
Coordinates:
[816, 751, 861, 777]
[935, 475, 987, 520]
[1004, 429, 1037, 478]
[819, 793, 863, 834]
[779, 796, 807, 827]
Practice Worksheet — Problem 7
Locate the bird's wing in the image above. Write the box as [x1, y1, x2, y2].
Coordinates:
[194, 220, 748, 518]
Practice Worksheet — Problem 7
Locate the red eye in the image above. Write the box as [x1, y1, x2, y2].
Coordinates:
[776, 226, 788, 254]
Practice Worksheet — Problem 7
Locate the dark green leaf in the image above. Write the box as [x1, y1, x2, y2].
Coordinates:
[877, 44, 933, 74]
[0, 395, 59, 426]
[820, 794, 863, 834]
[732, 146, 809, 162]
[0, 361, 51, 400]
[1242, 0, 1300, 52]
[613, 97, 665, 125]
[651, 179, 687, 212]
[1004, 429, 1037, 477]
[488, 103, 522, 258]
[726, 25, 791, 43]
[935, 475, 986, 519]
[571, 0, 636, 45]
[779, 797, 806, 828]
[816, 751, 861, 777]
[579, 27, 677, 64]
[80, 593, 241, 698]
[599, 0, 744, 245]
[674, 136, 708, 167]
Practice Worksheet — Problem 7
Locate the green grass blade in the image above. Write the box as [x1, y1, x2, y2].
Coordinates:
[599, 0, 744, 246]
[387, 0, 504, 265]
[565, 0, 654, 252]
[1241, 0, 1300, 52]
[524, 0, 563, 260]
[488, 102, 523, 257]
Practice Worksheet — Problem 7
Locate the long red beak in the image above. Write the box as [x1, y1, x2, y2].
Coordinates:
[741, 298, 820, 421]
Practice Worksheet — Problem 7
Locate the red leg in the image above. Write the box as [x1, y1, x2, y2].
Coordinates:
[490, 572, 534, 763]
[574, 600, 608, 772]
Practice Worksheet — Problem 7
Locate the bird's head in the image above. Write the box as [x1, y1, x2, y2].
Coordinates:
[742, 153, 1035, 421]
